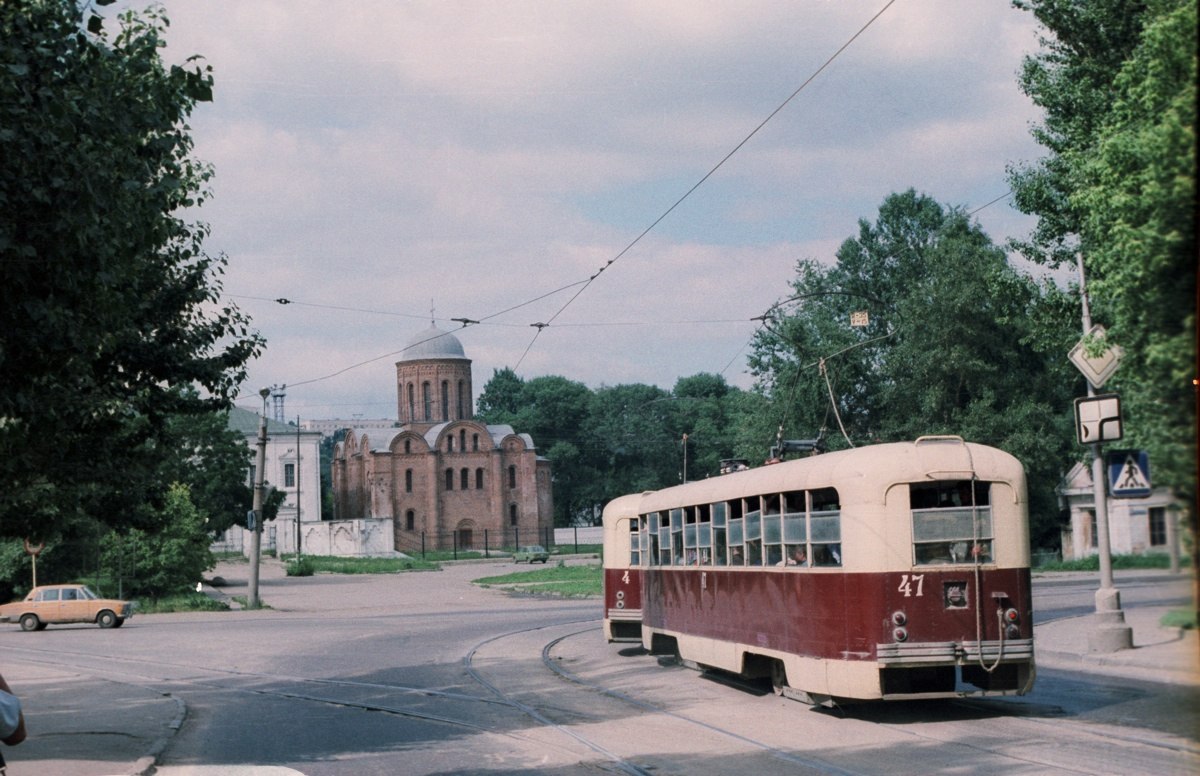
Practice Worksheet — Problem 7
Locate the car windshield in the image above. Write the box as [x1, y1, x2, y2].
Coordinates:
[79, 586, 99, 600]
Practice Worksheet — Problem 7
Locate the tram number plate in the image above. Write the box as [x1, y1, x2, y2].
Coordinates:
[898, 574, 926, 597]
[621, 571, 630, 584]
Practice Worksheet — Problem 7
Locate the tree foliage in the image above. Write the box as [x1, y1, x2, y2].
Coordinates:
[1009, 0, 1196, 504]
[0, 1, 263, 541]
[476, 370, 752, 525]
[748, 191, 1077, 545]
[100, 483, 214, 598]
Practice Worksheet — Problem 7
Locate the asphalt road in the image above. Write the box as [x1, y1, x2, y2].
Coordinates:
[3, 563, 1195, 775]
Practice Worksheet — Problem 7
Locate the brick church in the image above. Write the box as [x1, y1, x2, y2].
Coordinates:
[331, 324, 554, 552]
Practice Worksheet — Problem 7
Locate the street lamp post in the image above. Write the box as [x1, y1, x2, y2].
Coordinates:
[248, 387, 270, 610]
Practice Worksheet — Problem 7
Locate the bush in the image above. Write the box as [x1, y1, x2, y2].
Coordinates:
[286, 557, 315, 577]
[1036, 553, 1192, 572]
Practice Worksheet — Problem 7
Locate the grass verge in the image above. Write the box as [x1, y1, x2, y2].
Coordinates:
[283, 555, 439, 575]
[1035, 553, 1192, 572]
[473, 563, 601, 598]
[1160, 609, 1197, 630]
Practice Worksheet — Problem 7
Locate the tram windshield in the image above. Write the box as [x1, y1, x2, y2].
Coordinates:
[910, 480, 993, 564]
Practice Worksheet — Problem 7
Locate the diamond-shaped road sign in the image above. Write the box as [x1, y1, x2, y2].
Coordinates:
[1069, 324, 1123, 388]
[1074, 394, 1123, 445]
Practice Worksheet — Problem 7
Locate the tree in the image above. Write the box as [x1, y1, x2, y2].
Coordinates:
[100, 483, 214, 598]
[158, 391, 254, 535]
[749, 191, 1077, 545]
[0, 2, 263, 541]
[1009, 0, 1196, 506]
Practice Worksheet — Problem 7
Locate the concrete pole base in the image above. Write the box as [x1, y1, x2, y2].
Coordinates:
[1089, 587, 1134, 652]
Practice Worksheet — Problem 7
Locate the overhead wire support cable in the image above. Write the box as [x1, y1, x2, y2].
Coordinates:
[512, 0, 898, 368]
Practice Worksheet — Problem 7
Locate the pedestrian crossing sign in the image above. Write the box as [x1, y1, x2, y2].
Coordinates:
[1108, 450, 1151, 498]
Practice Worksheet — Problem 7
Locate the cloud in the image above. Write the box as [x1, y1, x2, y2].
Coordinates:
[102, 1, 1048, 419]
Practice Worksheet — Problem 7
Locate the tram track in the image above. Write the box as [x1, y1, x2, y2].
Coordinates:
[5, 609, 1195, 775]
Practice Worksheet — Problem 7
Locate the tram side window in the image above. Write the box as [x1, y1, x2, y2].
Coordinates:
[809, 487, 842, 567]
[782, 490, 808, 566]
[670, 508, 685, 564]
[910, 481, 993, 565]
[727, 499, 745, 565]
[744, 496, 763, 565]
[712, 501, 728, 565]
[695, 503, 713, 566]
[628, 520, 640, 566]
[762, 494, 783, 565]
[654, 512, 671, 566]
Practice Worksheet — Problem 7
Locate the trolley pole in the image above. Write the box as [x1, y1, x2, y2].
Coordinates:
[248, 387, 270, 610]
[1077, 255, 1132, 653]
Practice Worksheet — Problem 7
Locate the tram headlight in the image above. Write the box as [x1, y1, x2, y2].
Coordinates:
[891, 610, 907, 626]
[892, 626, 908, 642]
[616, 590, 625, 601]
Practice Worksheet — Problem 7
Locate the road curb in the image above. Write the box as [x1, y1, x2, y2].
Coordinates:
[133, 693, 187, 776]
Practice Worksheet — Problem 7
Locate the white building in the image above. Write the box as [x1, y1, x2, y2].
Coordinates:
[214, 407, 324, 556]
[1058, 460, 1185, 562]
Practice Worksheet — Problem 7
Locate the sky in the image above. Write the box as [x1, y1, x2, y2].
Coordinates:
[104, 1, 1050, 421]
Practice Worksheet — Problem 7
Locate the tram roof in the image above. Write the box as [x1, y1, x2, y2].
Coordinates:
[638, 438, 1024, 512]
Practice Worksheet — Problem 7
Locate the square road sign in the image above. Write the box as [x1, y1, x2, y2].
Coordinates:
[1073, 394, 1123, 445]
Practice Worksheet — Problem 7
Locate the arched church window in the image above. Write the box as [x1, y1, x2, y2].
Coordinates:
[447, 436, 453, 453]
[422, 382, 432, 421]
[404, 439, 411, 454]
[472, 434, 479, 451]
[460, 468, 469, 489]
[475, 468, 484, 489]
[445, 468, 454, 491]
[441, 380, 449, 422]
[508, 465, 516, 489]
[459, 429, 466, 451]
[509, 503, 518, 526]
[457, 380, 466, 418]
[407, 383, 415, 421]
[406, 510, 415, 531]
[405, 469, 413, 493]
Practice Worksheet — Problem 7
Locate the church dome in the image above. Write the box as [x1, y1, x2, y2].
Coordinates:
[399, 324, 468, 361]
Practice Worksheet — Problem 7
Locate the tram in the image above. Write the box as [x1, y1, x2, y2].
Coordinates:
[601, 436, 1035, 704]
[602, 493, 645, 643]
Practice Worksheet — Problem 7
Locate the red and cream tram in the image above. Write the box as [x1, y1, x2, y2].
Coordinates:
[602, 436, 1035, 703]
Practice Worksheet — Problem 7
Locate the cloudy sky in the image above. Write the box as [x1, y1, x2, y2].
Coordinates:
[107, 1, 1049, 421]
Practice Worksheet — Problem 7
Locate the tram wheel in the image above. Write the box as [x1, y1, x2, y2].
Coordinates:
[770, 660, 788, 695]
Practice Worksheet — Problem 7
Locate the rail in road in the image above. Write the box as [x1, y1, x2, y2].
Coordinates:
[3, 568, 1196, 775]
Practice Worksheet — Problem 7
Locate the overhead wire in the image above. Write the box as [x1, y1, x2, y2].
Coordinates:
[510, 0, 899, 369]
[236, 0, 902, 399]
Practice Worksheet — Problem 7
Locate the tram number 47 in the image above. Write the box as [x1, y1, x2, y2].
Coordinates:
[898, 574, 926, 597]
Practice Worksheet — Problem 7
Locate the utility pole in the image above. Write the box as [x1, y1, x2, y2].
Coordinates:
[295, 414, 302, 561]
[248, 387, 270, 609]
[1077, 255, 1132, 652]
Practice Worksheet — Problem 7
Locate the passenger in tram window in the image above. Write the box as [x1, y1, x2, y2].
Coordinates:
[766, 545, 782, 566]
[684, 549, 697, 565]
[778, 545, 807, 566]
[730, 546, 744, 566]
[697, 549, 710, 565]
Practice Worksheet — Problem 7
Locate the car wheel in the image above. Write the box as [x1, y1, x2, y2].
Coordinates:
[19, 614, 39, 632]
[97, 610, 117, 629]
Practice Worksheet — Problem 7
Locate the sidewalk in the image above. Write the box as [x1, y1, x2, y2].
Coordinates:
[1034, 602, 1200, 687]
[2, 566, 1195, 776]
